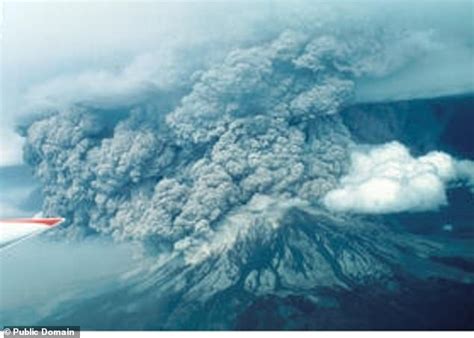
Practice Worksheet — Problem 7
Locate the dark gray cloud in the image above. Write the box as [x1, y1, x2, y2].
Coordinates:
[20, 8, 473, 262]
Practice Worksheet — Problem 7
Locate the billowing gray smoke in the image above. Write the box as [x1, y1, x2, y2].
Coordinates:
[20, 21, 449, 252]
[21, 29, 396, 245]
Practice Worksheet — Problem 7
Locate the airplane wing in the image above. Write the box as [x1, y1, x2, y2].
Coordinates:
[0, 218, 64, 250]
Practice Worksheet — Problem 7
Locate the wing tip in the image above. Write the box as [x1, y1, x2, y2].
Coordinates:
[0, 217, 65, 227]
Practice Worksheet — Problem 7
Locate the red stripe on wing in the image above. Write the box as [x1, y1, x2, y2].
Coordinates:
[0, 218, 64, 227]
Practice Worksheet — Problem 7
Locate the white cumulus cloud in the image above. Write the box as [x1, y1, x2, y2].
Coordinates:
[323, 141, 474, 214]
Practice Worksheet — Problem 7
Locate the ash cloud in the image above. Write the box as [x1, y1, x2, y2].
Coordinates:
[18, 2, 474, 258]
[21, 29, 361, 246]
